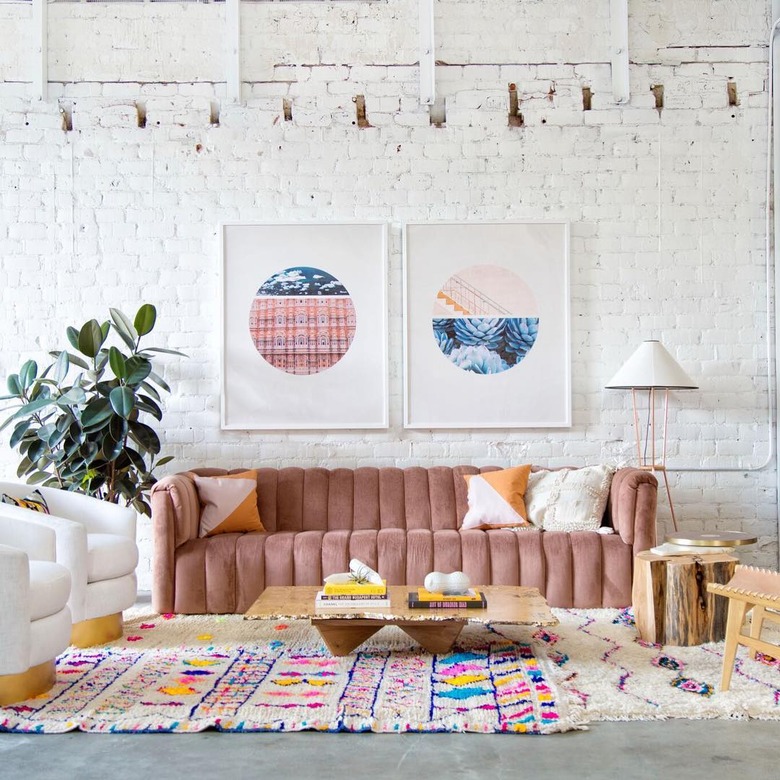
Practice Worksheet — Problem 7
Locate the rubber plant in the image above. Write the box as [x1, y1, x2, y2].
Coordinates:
[0, 304, 184, 516]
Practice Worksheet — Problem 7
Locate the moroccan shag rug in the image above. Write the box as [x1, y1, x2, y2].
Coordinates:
[1, 608, 777, 734]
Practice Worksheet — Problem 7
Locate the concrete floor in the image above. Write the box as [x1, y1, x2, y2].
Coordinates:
[2, 720, 779, 780]
[1, 594, 778, 779]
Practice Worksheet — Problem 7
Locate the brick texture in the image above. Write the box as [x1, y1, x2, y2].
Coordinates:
[0, 1, 775, 588]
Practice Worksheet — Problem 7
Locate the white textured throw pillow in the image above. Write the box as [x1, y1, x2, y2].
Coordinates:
[525, 465, 615, 532]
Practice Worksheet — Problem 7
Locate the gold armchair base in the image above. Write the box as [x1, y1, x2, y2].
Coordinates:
[0, 659, 56, 707]
[70, 612, 124, 648]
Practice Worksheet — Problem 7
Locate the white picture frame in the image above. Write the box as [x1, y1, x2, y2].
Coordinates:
[221, 222, 388, 430]
[403, 221, 571, 428]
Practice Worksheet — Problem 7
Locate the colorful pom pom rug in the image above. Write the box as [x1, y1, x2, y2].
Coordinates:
[1, 608, 777, 734]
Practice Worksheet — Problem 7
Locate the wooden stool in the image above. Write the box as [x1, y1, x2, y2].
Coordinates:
[707, 565, 780, 691]
[632, 551, 737, 646]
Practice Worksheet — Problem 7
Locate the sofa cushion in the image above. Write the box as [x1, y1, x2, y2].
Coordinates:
[193, 471, 265, 538]
[1, 489, 49, 513]
[461, 465, 532, 530]
[525, 465, 615, 532]
[28, 560, 71, 620]
[87, 533, 139, 582]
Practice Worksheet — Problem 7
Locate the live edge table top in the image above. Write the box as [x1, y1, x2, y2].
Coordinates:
[244, 585, 558, 626]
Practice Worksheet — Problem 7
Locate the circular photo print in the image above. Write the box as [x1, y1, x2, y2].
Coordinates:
[432, 264, 539, 375]
[248, 266, 356, 375]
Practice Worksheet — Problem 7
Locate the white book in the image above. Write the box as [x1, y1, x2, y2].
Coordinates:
[314, 592, 390, 609]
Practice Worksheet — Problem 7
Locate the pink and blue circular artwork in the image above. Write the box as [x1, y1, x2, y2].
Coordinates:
[432, 264, 539, 375]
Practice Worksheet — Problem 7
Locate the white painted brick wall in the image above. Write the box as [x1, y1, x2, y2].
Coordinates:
[0, 2, 776, 591]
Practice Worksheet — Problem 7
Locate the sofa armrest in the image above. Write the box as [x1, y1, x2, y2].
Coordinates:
[0, 505, 89, 623]
[0, 544, 32, 672]
[0, 481, 136, 540]
[150, 473, 201, 613]
[608, 468, 658, 555]
[0, 509, 58, 561]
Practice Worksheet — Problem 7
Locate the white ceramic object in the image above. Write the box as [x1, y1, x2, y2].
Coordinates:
[423, 571, 470, 595]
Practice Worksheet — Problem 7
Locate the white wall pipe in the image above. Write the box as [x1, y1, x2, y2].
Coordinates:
[32, 0, 47, 101]
[609, 0, 630, 104]
[664, 18, 779, 479]
[418, 0, 435, 105]
[226, 0, 241, 104]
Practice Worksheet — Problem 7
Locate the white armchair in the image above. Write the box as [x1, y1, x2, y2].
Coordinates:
[0, 514, 72, 705]
[0, 482, 138, 647]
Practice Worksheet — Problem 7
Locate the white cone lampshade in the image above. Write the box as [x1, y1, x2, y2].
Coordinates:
[605, 340, 697, 390]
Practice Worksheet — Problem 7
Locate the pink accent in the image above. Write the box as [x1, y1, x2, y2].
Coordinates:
[249, 296, 356, 375]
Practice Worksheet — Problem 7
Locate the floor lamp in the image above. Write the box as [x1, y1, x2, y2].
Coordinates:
[605, 340, 697, 531]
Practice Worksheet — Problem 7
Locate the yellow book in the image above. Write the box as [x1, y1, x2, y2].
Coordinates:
[416, 588, 482, 602]
[323, 580, 387, 596]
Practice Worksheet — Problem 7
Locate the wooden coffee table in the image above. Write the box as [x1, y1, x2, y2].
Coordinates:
[244, 585, 558, 656]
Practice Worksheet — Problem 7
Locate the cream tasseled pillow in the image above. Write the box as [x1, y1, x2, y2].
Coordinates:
[524, 465, 615, 532]
[193, 471, 265, 538]
[461, 465, 533, 530]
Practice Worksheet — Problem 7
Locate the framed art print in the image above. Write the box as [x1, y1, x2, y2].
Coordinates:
[221, 222, 388, 429]
[403, 221, 570, 428]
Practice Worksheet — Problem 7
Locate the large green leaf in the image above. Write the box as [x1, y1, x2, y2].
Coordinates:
[53, 350, 70, 384]
[109, 308, 138, 350]
[57, 387, 87, 407]
[108, 347, 127, 380]
[0, 396, 55, 433]
[81, 398, 113, 430]
[19, 360, 38, 390]
[139, 381, 161, 401]
[123, 446, 147, 472]
[134, 304, 157, 337]
[6, 374, 22, 396]
[147, 370, 170, 394]
[109, 386, 135, 419]
[124, 356, 152, 385]
[155, 455, 174, 467]
[16, 456, 33, 478]
[139, 347, 188, 357]
[66, 326, 80, 351]
[27, 439, 46, 463]
[53, 351, 90, 371]
[79, 441, 99, 465]
[109, 414, 128, 442]
[129, 421, 160, 454]
[102, 429, 125, 461]
[136, 395, 162, 420]
[9, 420, 31, 448]
[78, 320, 106, 358]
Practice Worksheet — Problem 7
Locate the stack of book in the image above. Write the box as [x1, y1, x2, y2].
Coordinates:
[407, 588, 487, 609]
[315, 579, 390, 608]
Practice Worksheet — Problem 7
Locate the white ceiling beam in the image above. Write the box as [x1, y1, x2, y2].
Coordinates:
[32, 0, 48, 101]
[418, 0, 435, 106]
[610, 0, 630, 104]
[226, 0, 241, 104]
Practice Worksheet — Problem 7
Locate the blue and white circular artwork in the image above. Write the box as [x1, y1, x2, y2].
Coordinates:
[432, 264, 540, 375]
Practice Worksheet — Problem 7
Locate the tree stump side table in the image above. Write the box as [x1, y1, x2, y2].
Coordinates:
[632, 551, 738, 646]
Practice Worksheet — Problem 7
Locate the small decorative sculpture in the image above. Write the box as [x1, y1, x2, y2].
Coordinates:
[423, 571, 471, 595]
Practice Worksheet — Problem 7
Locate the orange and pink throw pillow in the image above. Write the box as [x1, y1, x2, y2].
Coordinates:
[193, 471, 265, 537]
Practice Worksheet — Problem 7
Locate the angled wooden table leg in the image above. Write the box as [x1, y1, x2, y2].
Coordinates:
[400, 620, 466, 654]
[311, 620, 382, 656]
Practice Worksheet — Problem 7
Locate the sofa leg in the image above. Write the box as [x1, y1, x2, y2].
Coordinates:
[0, 659, 56, 706]
[71, 612, 123, 648]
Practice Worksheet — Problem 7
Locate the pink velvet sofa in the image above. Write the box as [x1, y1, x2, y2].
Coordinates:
[150, 465, 658, 614]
